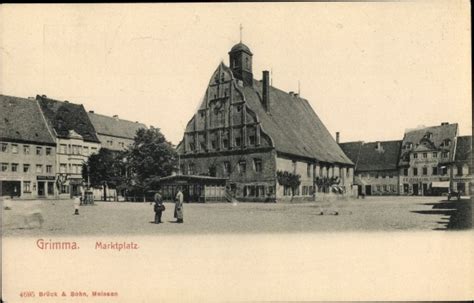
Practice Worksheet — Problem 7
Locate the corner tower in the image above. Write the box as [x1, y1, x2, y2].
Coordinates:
[228, 43, 253, 87]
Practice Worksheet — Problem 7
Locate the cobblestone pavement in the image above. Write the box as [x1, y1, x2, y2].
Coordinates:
[1, 196, 471, 237]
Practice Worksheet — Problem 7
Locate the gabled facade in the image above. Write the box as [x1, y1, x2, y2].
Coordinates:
[177, 43, 354, 202]
[398, 123, 458, 195]
[37, 95, 101, 197]
[0, 95, 57, 198]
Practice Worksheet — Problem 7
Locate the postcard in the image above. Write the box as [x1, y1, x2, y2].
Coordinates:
[1, 2, 472, 302]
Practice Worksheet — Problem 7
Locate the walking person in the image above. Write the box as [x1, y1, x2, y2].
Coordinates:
[174, 188, 184, 223]
[153, 190, 165, 224]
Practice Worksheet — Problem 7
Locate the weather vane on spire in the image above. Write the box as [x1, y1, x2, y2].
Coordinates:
[239, 23, 243, 43]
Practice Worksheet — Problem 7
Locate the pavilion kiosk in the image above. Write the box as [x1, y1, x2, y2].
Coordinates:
[154, 175, 229, 203]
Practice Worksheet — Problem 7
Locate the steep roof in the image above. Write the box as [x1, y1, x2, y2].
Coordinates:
[339, 141, 363, 169]
[241, 79, 353, 165]
[36, 95, 100, 143]
[0, 95, 56, 145]
[399, 123, 458, 165]
[87, 112, 146, 140]
[455, 135, 472, 164]
[359, 140, 401, 172]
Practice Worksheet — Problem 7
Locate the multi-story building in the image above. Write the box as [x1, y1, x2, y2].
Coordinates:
[87, 111, 146, 152]
[36, 95, 101, 197]
[176, 42, 354, 202]
[452, 135, 472, 195]
[398, 123, 458, 195]
[340, 140, 402, 196]
[0, 95, 57, 198]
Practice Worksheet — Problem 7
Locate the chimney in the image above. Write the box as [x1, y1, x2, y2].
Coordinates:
[262, 71, 270, 112]
[89, 110, 94, 113]
[336, 132, 340, 143]
[441, 122, 449, 126]
[113, 115, 119, 120]
[289, 91, 294, 96]
[294, 93, 299, 98]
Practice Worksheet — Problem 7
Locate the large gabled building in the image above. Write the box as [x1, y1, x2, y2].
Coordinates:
[176, 42, 354, 202]
[398, 123, 458, 195]
[36, 95, 101, 197]
[453, 135, 473, 195]
[0, 95, 57, 198]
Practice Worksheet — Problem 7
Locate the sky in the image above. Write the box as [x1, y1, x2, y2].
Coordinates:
[1, 2, 471, 145]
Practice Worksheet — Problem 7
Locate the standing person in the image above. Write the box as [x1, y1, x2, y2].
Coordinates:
[174, 188, 184, 223]
[153, 190, 164, 224]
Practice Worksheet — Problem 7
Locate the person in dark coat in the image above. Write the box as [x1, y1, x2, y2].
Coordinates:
[153, 190, 164, 224]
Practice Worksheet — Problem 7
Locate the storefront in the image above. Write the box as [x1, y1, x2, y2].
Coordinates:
[36, 176, 56, 197]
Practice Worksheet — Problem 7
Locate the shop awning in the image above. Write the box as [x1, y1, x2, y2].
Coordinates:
[431, 181, 450, 188]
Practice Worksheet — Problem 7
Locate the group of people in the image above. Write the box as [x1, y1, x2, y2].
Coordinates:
[152, 188, 184, 224]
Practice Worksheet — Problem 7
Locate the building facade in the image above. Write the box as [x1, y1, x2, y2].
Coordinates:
[452, 135, 472, 195]
[87, 112, 146, 152]
[176, 43, 354, 202]
[398, 123, 458, 196]
[37, 95, 101, 197]
[0, 95, 57, 198]
[340, 140, 402, 196]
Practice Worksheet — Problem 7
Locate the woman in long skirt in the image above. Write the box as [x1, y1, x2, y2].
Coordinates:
[174, 188, 184, 223]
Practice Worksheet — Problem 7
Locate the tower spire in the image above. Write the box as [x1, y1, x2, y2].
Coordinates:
[239, 23, 243, 43]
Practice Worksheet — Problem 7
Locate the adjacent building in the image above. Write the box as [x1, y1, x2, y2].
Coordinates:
[452, 135, 472, 195]
[36, 95, 101, 197]
[176, 42, 354, 202]
[398, 123, 458, 196]
[340, 140, 402, 196]
[87, 111, 146, 152]
[0, 95, 57, 198]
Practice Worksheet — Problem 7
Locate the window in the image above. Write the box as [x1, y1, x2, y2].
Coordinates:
[23, 145, 30, 154]
[249, 135, 256, 146]
[200, 141, 206, 150]
[60, 144, 67, 154]
[60, 163, 67, 173]
[23, 164, 30, 173]
[11, 144, 18, 154]
[188, 163, 195, 175]
[1, 143, 7, 152]
[189, 143, 195, 151]
[11, 163, 18, 172]
[432, 166, 438, 175]
[457, 165, 463, 176]
[292, 161, 297, 173]
[422, 153, 427, 159]
[433, 152, 437, 158]
[383, 185, 387, 192]
[91, 147, 98, 154]
[1, 163, 7, 172]
[222, 139, 229, 149]
[36, 164, 43, 173]
[254, 159, 262, 172]
[307, 164, 311, 177]
[46, 147, 52, 155]
[413, 153, 418, 159]
[107, 140, 113, 146]
[413, 167, 418, 176]
[442, 152, 449, 158]
[235, 137, 241, 147]
[422, 167, 427, 175]
[46, 165, 52, 173]
[36, 147, 42, 155]
[211, 140, 217, 150]
[72, 145, 81, 155]
[376, 185, 381, 192]
[23, 181, 31, 193]
[238, 160, 246, 174]
[83, 146, 89, 155]
[403, 168, 408, 176]
[223, 162, 231, 176]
